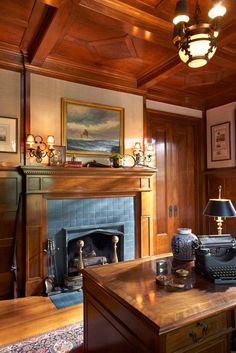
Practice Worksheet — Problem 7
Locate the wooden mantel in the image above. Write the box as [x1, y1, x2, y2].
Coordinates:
[21, 166, 156, 194]
[20, 166, 156, 296]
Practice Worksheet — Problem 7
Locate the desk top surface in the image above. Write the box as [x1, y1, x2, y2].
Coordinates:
[82, 254, 236, 333]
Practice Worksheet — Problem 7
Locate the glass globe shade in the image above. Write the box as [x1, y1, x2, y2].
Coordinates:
[178, 33, 217, 68]
[208, 4, 226, 19]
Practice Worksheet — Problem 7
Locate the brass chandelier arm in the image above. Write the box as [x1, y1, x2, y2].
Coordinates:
[172, 0, 227, 68]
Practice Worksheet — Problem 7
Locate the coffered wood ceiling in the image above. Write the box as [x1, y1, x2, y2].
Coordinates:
[0, 0, 236, 109]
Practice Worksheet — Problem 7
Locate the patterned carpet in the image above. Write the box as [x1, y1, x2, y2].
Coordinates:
[0, 321, 83, 353]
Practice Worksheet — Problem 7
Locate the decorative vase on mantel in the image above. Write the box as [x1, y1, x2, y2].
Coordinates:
[171, 228, 198, 261]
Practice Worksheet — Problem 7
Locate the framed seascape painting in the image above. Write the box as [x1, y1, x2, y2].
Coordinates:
[0, 116, 17, 153]
[62, 98, 124, 156]
[211, 121, 231, 162]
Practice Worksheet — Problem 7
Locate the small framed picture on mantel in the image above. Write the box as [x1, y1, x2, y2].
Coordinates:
[49, 145, 66, 166]
[211, 121, 231, 162]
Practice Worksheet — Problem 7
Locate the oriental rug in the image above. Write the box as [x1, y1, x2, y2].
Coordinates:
[0, 321, 83, 353]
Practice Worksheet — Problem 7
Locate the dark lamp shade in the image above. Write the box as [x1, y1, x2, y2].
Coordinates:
[203, 199, 236, 217]
[174, 0, 189, 17]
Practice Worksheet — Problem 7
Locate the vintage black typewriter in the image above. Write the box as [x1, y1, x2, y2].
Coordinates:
[195, 235, 236, 284]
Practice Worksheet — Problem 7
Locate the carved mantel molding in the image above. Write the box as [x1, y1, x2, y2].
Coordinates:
[20, 166, 156, 176]
[20, 166, 156, 194]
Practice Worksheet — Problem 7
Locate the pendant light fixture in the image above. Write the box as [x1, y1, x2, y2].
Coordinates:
[172, 0, 227, 68]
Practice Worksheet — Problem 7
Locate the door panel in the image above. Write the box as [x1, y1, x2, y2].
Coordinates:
[154, 122, 172, 253]
[148, 111, 200, 254]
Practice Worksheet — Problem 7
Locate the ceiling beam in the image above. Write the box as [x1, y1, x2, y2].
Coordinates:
[39, 0, 64, 7]
[20, 1, 48, 54]
[79, 0, 172, 33]
[28, 0, 75, 66]
[137, 56, 182, 89]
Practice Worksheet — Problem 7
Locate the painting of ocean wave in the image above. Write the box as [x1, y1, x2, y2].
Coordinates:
[68, 138, 119, 153]
[62, 98, 124, 155]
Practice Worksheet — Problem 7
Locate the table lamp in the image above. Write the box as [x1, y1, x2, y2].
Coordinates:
[203, 185, 236, 235]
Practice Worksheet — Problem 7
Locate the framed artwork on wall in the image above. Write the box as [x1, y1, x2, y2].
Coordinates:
[0, 116, 17, 153]
[211, 121, 231, 162]
[62, 98, 124, 156]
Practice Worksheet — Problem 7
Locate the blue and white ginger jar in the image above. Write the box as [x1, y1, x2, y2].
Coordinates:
[171, 228, 198, 261]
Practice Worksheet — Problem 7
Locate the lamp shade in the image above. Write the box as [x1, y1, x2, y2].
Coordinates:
[47, 135, 55, 145]
[173, 0, 189, 25]
[208, 2, 226, 19]
[203, 199, 236, 217]
[26, 134, 35, 144]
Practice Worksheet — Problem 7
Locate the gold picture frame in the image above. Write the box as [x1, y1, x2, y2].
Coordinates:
[62, 98, 124, 156]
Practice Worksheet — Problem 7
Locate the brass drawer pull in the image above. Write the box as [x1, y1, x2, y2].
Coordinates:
[189, 322, 208, 343]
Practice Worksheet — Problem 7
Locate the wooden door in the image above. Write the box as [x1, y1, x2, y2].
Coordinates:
[147, 110, 200, 254]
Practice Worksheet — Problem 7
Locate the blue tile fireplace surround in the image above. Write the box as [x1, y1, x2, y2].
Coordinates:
[48, 197, 135, 286]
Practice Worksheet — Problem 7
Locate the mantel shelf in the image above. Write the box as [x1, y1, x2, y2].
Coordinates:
[19, 166, 157, 177]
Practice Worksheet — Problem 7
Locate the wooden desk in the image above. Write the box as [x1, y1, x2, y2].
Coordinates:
[82, 255, 236, 353]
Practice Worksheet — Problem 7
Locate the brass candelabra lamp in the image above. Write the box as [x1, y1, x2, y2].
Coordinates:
[26, 134, 55, 163]
[133, 142, 153, 167]
[203, 185, 236, 235]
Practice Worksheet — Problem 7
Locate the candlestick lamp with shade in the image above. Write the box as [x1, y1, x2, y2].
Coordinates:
[203, 185, 236, 235]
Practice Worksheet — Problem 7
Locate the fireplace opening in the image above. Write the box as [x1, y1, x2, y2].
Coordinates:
[67, 229, 124, 275]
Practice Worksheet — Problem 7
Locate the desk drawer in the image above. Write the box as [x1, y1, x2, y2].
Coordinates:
[166, 312, 229, 353]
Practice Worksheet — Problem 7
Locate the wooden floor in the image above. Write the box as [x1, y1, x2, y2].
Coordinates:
[0, 296, 83, 346]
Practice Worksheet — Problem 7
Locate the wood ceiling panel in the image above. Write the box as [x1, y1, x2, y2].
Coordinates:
[156, 61, 236, 100]
[0, 20, 25, 47]
[0, 0, 35, 23]
[0, 0, 236, 109]
[100, 58, 148, 76]
[51, 39, 98, 65]
[51, 5, 174, 77]
[68, 7, 126, 41]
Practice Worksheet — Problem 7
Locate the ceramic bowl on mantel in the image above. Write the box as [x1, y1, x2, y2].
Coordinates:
[171, 228, 198, 261]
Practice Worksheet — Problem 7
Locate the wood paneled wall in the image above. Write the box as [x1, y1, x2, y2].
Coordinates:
[0, 167, 22, 299]
[205, 168, 236, 237]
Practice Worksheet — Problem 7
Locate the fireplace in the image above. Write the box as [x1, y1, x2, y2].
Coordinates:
[21, 166, 155, 296]
[47, 196, 135, 287]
